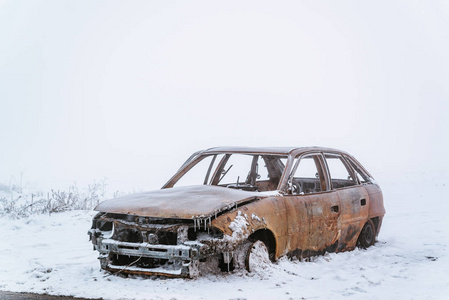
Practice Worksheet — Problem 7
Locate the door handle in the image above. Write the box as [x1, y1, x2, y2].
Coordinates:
[360, 199, 366, 206]
[331, 205, 339, 213]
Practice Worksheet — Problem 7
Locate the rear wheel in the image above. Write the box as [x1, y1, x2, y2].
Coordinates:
[357, 219, 376, 248]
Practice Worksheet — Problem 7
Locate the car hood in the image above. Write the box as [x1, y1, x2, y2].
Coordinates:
[94, 185, 271, 219]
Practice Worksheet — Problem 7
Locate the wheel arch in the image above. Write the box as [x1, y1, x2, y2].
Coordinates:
[356, 218, 376, 248]
[248, 229, 277, 261]
[370, 216, 380, 234]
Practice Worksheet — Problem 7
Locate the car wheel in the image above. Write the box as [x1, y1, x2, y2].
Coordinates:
[357, 219, 376, 249]
[245, 240, 271, 272]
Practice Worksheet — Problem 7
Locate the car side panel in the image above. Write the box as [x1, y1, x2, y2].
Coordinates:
[364, 184, 385, 235]
[365, 184, 385, 218]
[211, 196, 289, 258]
[283, 195, 309, 254]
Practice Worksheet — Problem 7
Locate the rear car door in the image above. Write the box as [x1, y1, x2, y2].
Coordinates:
[323, 153, 369, 251]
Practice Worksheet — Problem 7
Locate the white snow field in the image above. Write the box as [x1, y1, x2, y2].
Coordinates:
[1, 172, 448, 300]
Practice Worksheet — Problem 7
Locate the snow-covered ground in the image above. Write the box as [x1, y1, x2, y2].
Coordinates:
[1, 172, 448, 300]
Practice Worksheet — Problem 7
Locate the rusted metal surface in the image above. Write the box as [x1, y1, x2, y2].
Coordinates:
[89, 146, 385, 278]
[95, 185, 262, 219]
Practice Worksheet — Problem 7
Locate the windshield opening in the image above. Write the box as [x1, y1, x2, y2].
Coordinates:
[172, 153, 287, 192]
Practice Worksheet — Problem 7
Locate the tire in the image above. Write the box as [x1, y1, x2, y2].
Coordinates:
[357, 219, 376, 249]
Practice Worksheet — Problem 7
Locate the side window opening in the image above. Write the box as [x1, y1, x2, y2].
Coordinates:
[344, 156, 371, 184]
[324, 154, 357, 189]
[288, 154, 324, 195]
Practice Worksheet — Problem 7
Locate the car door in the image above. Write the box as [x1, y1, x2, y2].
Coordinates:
[284, 153, 341, 256]
[323, 153, 369, 251]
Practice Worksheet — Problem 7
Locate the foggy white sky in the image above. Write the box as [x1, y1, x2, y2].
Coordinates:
[1, 0, 448, 191]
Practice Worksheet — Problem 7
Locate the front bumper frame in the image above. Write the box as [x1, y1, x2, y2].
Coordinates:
[91, 231, 202, 278]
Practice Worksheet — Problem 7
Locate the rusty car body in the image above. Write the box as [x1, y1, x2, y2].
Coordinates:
[88, 147, 385, 278]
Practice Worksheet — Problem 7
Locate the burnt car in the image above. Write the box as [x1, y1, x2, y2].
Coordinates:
[88, 147, 385, 278]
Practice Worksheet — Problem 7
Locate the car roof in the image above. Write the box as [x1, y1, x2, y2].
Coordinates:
[202, 146, 350, 157]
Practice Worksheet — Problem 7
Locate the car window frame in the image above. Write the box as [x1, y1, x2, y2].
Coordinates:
[343, 154, 373, 184]
[322, 152, 359, 190]
[285, 152, 330, 195]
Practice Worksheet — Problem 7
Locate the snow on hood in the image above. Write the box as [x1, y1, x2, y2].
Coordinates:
[94, 185, 268, 219]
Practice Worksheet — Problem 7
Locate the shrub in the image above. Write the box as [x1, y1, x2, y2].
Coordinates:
[0, 179, 110, 218]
